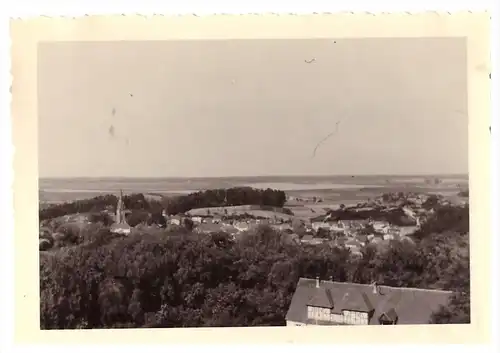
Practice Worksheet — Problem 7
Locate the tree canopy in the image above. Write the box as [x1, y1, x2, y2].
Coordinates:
[40, 200, 470, 328]
[40, 187, 287, 222]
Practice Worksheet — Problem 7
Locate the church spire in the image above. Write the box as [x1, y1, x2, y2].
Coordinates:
[111, 189, 131, 235]
[116, 189, 124, 224]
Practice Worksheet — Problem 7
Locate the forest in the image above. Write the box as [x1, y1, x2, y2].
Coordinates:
[39, 202, 470, 329]
[163, 187, 287, 215]
[322, 207, 417, 226]
[39, 187, 287, 221]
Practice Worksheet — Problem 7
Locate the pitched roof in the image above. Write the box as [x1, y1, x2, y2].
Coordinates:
[341, 288, 373, 312]
[221, 225, 238, 234]
[195, 223, 222, 233]
[286, 278, 453, 325]
[307, 287, 334, 308]
[380, 308, 398, 322]
[302, 234, 314, 241]
[110, 222, 131, 231]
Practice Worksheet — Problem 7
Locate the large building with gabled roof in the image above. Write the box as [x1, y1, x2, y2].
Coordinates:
[286, 277, 453, 326]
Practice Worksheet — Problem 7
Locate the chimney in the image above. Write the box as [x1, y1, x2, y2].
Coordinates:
[372, 282, 378, 294]
[316, 276, 320, 288]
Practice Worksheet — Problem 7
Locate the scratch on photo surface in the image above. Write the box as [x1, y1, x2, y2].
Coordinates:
[311, 121, 341, 159]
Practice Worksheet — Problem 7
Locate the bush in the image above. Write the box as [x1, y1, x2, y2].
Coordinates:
[457, 189, 469, 197]
[39, 193, 164, 222]
[89, 212, 114, 226]
[39, 194, 119, 221]
[413, 205, 469, 241]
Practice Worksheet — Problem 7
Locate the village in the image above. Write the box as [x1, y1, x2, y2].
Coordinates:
[39, 186, 467, 257]
[169, 212, 419, 256]
[145, 191, 462, 256]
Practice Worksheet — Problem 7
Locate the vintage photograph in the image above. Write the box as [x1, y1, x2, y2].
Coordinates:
[36, 37, 471, 329]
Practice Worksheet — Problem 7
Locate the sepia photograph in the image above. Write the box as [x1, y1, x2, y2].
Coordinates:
[10, 13, 491, 344]
[37, 37, 470, 329]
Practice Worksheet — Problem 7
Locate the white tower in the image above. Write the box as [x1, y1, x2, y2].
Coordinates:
[111, 189, 131, 235]
[116, 189, 125, 223]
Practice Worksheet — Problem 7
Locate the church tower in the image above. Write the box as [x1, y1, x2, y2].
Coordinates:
[111, 189, 131, 235]
[116, 189, 125, 224]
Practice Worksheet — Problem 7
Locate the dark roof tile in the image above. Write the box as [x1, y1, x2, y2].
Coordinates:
[286, 278, 453, 325]
[307, 288, 334, 308]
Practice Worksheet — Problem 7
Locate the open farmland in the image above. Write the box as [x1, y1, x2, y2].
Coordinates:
[40, 174, 468, 207]
[187, 205, 295, 221]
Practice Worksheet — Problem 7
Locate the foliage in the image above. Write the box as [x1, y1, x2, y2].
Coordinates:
[291, 219, 306, 237]
[325, 207, 416, 226]
[125, 210, 151, 227]
[457, 189, 469, 197]
[40, 201, 470, 328]
[39, 193, 164, 222]
[412, 204, 469, 241]
[39, 194, 119, 221]
[422, 195, 440, 210]
[40, 188, 286, 222]
[430, 290, 470, 324]
[163, 187, 287, 215]
[88, 213, 113, 226]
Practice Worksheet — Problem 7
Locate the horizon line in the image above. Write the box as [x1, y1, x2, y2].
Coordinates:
[39, 172, 469, 180]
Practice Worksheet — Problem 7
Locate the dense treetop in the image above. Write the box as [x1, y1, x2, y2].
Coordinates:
[39, 187, 287, 222]
[163, 187, 287, 215]
[40, 199, 470, 328]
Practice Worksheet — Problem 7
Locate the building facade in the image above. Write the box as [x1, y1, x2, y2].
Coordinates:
[285, 277, 453, 326]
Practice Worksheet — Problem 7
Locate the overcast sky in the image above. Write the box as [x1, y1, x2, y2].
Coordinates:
[38, 38, 468, 178]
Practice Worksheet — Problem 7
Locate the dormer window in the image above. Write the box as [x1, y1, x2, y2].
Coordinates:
[379, 309, 398, 325]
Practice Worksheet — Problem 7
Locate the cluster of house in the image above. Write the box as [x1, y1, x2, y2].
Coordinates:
[300, 219, 417, 255]
[105, 190, 441, 257]
[162, 210, 419, 255]
[167, 213, 287, 236]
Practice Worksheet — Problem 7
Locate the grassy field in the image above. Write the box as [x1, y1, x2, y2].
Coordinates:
[188, 206, 295, 221]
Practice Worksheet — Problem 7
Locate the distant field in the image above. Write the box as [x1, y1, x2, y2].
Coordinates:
[245, 182, 381, 191]
[188, 206, 295, 221]
[39, 175, 468, 204]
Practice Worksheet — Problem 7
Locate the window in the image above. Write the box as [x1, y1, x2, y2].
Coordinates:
[342, 310, 369, 325]
[308, 306, 336, 322]
[378, 311, 398, 325]
[379, 315, 397, 325]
